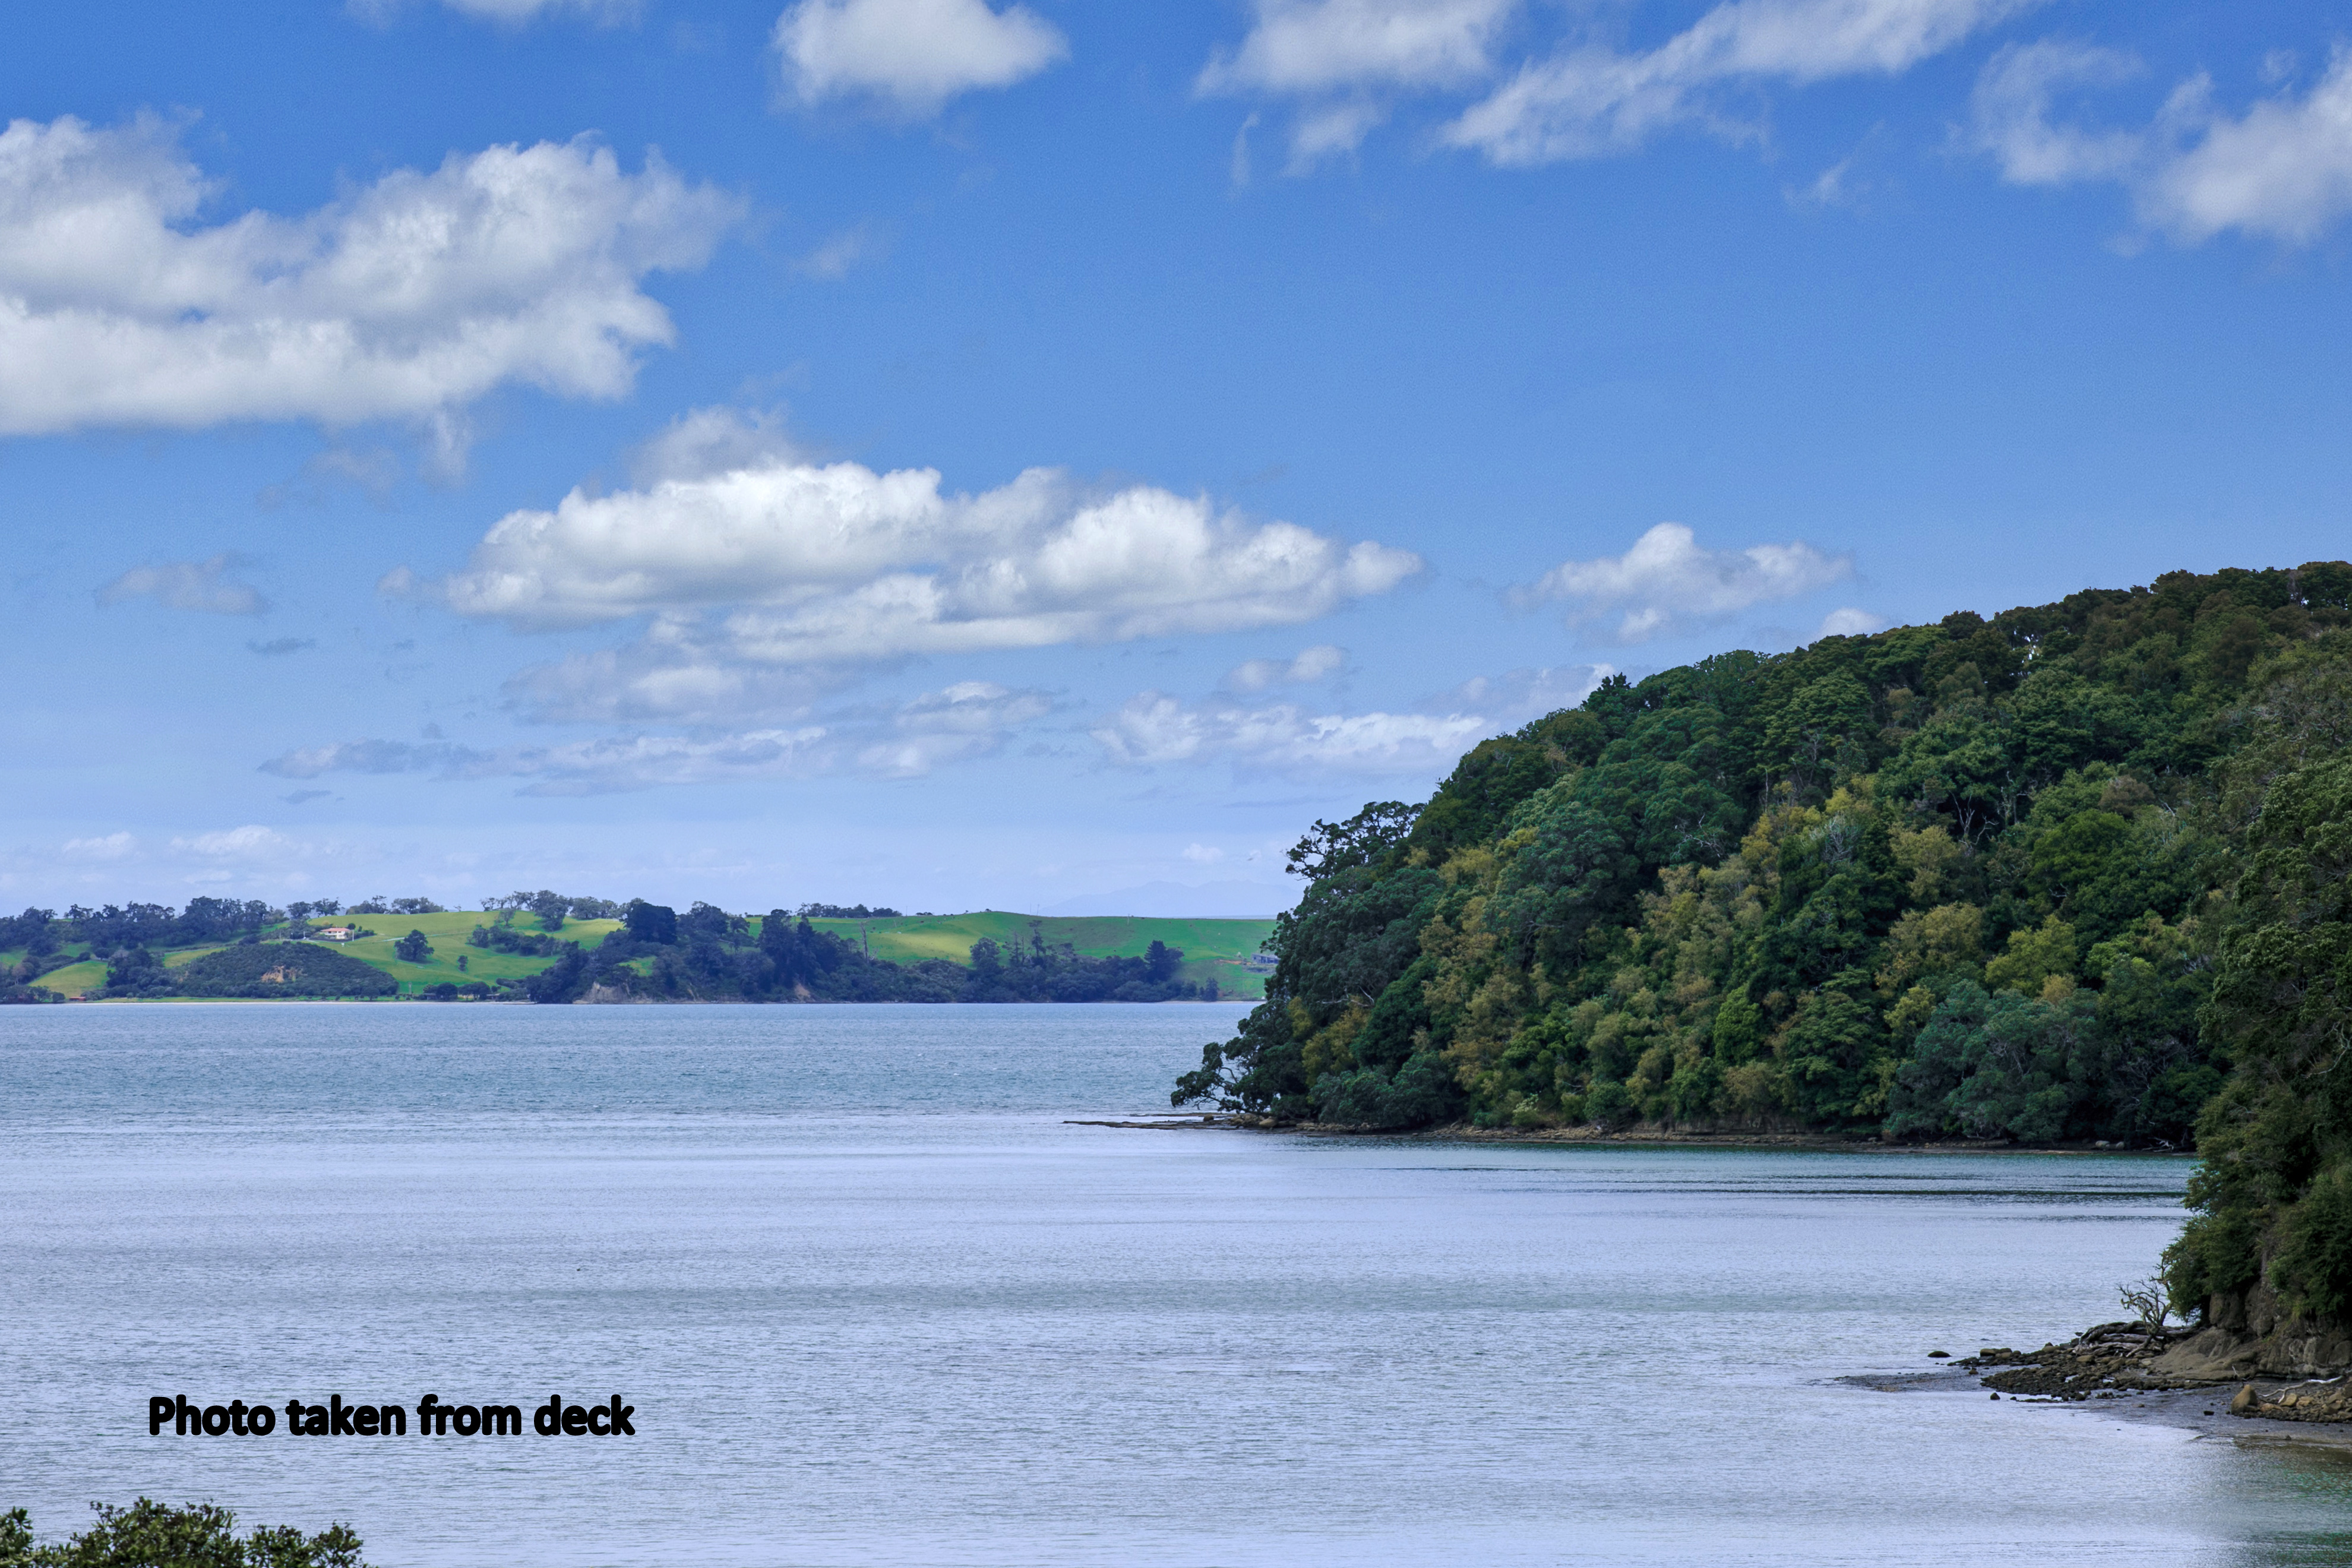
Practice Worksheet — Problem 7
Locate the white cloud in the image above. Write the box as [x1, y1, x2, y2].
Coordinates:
[1289, 101, 1394, 165]
[261, 729, 830, 795]
[1444, 0, 2037, 166]
[173, 825, 296, 859]
[97, 554, 268, 616]
[853, 680, 1054, 777]
[1093, 691, 1489, 777]
[1200, 0, 1518, 165]
[258, 683, 1051, 794]
[1183, 843, 1227, 864]
[1516, 522, 1850, 643]
[775, 0, 1067, 116]
[1231, 113, 1262, 186]
[495, 640, 852, 726]
[1203, 0, 1516, 95]
[354, 0, 637, 22]
[795, 219, 890, 279]
[1786, 129, 1888, 209]
[1968, 40, 2145, 186]
[405, 458, 1419, 638]
[629, 405, 805, 486]
[1814, 606, 1890, 638]
[62, 832, 138, 861]
[434, 0, 636, 20]
[390, 437, 1421, 721]
[0, 117, 736, 448]
[1223, 643, 1346, 692]
[1421, 663, 1611, 725]
[1974, 40, 2352, 245]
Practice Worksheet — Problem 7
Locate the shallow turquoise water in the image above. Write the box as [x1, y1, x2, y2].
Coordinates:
[3, 1003, 2347, 1566]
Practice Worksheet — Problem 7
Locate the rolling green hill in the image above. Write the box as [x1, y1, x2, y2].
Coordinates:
[23, 908, 1278, 1000]
[336, 913, 624, 993]
[791, 912, 1277, 999]
[177, 941, 395, 997]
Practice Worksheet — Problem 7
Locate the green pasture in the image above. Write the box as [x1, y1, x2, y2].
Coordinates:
[320, 912, 622, 992]
[30, 958, 107, 998]
[27, 908, 1275, 1001]
[784, 911, 1276, 999]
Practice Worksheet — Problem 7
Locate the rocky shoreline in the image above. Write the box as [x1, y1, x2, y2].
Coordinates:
[1857, 1319, 2352, 1444]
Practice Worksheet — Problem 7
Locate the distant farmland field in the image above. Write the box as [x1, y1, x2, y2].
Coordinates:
[789, 912, 1276, 999]
[24, 908, 1277, 1000]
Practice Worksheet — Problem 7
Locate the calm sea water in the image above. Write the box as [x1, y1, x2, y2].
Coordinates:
[4, 1003, 2348, 1566]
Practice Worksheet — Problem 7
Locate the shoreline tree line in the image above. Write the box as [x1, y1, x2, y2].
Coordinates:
[1, 896, 1215, 1006]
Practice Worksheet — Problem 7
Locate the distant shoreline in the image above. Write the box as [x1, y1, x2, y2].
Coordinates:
[1082, 1114, 2198, 1155]
[28, 994, 1257, 1007]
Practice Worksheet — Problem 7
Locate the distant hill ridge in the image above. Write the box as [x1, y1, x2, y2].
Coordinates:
[5, 906, 1278, 1003]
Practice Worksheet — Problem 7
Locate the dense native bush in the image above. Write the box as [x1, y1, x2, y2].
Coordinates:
[2163, 723, 2352, 1327]
[1174, 564, 2351, 1162]
[175, 943, 397, 998]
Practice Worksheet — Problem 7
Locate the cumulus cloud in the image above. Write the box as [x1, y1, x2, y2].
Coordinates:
[389, 437, 1420, 721]
[1093, 692, 1490, 777]
[97, 554, 268, 616]
[1974, 39, 2352, 245]
[1516, 522, 1850, 643]
[1200, 0, 1518, 163]
[0, 117, 736, 449]
[775, 0, 1067, 115]
[1446, 0, 2037, 165]
[403, 459, 1418, 638]
[1223, 644, 1346, 693]
[259, 682, 1051, 794]
[1814, 606, 1890, 638]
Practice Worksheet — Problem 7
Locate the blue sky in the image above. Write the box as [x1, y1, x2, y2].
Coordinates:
[5, 0, 2350, 918]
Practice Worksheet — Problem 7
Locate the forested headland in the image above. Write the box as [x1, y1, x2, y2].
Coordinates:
[1170, 562, 2352, 1332]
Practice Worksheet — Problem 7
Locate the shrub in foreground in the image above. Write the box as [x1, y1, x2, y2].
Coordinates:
[0, 1498, 365, 1567]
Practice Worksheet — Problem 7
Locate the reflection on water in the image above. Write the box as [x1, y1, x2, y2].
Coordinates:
[4, 1004, 2350, 1566]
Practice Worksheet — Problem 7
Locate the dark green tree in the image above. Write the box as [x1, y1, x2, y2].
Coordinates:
[1, 1498, 365, 1567]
